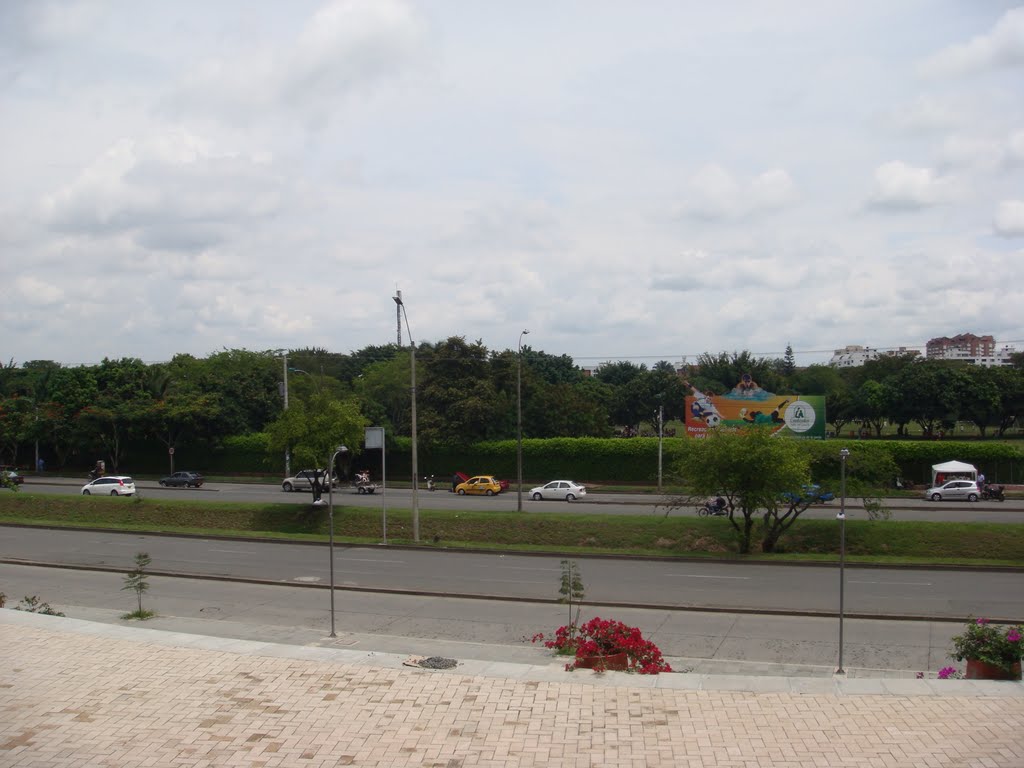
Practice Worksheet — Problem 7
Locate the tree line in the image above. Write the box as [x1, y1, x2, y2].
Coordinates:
[1, 341, 1022, 471]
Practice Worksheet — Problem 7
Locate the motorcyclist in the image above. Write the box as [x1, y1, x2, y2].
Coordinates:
[713, 496, 727, 514]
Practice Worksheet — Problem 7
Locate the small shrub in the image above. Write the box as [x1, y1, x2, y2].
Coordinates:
[121, 552, 155, 620]
[13, 595, 65, 616]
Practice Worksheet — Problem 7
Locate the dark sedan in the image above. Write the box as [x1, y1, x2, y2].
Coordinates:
[159, 471, 205, 488]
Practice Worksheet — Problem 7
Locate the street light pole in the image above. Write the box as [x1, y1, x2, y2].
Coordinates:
[393, 291, 420, 543]
[836, 447, 850, 674]
[327, 444, 348, 638]
[282, 355, 290, 477]
[657, 404, 664, 494]
[517, 329, 529, 512]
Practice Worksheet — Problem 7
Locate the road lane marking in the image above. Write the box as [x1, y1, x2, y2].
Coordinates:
[496, 566, 560, 572]
[669, 574, 751, 580]
[850, 580, 933, 586]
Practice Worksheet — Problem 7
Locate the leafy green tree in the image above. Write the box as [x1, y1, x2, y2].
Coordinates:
[417, 337, 500, 445]
[670, 427, 810, 554]
[593, 360, 646, 388]
[265, 391, 367, 474]
[199, 349, 282, 434]
[992, 367, 1024, 436]
[956, 366, 1003, 438]
[79, 358, 153, 471]
[40, 366, 99, 468]
[890, 361, 968, 437]
[853, 380, 889, 436]
[354, 355, 413, 435]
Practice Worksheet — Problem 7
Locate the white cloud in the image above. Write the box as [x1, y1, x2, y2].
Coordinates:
[677, 166, 796, 221]
[866, 161, 956, 211]
[13, 276, 64, 306]
[919, 7, 1024, 77]
[994, 199, 1024, 237]
[938, 134, 1003, 171]
[1007, 130, 1024, 165]
[42, 131, 286, 252]
[169, 0, 425, 129]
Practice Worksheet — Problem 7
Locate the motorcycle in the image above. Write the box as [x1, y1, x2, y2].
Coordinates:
[698, 501, 728, 517]
[425, 475, 436, 491]
[981, 484, 1005, 502]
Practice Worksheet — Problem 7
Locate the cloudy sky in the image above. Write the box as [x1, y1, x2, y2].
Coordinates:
[2, 1, 1022, 369]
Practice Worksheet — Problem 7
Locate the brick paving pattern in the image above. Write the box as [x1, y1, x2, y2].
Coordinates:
[2, 623, 1023, 767]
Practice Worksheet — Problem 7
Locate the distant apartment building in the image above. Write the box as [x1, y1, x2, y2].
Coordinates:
[926, 333, 1014, 367]
[829, 345, 921, 368]
[829, 345, 880, 368]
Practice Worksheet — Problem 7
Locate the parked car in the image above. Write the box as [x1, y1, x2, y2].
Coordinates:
[1, 466, 25, 485]
[282, 469, 335, 493]
[529, 480, 587, 501]
[81, 476, 136, 496]
[923, 479, 980, 502]
[780, 484, 835, 505]
[159, 471, 204, 488]
[455, 475, 503, 496]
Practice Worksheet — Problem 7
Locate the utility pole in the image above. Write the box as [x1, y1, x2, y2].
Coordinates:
[396, 289, 403, 347]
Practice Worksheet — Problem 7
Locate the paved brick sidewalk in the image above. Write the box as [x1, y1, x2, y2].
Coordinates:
[2, 614, 1022, 767]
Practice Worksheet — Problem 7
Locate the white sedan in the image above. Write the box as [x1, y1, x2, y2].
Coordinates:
[529, 480, 587, 501]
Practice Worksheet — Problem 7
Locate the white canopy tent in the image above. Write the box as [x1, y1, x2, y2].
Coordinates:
[931, 460, 977, 486]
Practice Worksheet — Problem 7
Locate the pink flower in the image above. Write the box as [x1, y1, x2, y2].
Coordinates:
[1008, 629, 1022, 643]
[937, 666, 960, 679]
[976, 618, 990, 625]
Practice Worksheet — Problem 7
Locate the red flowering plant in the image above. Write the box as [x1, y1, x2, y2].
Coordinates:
[532, 617, 672, 674]
[949, 617, 1024, 673]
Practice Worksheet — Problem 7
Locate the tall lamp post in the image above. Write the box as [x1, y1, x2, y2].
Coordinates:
[836, 447, 850, 674]
[327, 444, 349, 638]
[393, 291, 420, 542]
[280, 361, 309, 478]
[516, 329, 529, 512]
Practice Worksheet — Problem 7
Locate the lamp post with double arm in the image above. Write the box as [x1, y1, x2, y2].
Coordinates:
[393, 292, 420, 542]
[836, 447, 850, 674]
[327, 444, 349, 638]
[516, 329, 529, 512]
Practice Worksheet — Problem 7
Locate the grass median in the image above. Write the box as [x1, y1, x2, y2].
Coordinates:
[1, 493, 1022, 567]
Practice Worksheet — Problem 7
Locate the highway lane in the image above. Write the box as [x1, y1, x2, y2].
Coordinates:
[1, 526, 1021, 620]
[14, 477, 1024, 522]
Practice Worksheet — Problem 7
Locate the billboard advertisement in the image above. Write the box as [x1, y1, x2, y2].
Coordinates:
[685, 375, 826, 439]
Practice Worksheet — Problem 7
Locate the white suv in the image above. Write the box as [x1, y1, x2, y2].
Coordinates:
[282, 470, 335, 492]
[81, 476, 137, 496]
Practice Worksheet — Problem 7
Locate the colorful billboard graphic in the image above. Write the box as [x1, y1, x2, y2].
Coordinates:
[685, 376, 825, 439]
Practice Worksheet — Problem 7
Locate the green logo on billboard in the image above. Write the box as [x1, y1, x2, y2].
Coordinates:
[784, 400, 816, 433]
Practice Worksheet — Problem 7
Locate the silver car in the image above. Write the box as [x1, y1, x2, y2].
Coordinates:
[529, 480, 587, 501]
[923, 480, 980, 502]
[81, 476, 137, 496]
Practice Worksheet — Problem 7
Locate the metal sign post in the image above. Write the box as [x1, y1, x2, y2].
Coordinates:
[365, 427, 386, 544]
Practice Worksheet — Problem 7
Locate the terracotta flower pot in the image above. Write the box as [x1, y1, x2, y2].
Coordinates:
[965, 659, 1022, 681]
[574, 651, 629, 671]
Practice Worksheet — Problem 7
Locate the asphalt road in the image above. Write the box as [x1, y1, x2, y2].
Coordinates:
[1, 526, 1021, 621]
[0, 562, 975, 674]
[15, 476, 1024, 523]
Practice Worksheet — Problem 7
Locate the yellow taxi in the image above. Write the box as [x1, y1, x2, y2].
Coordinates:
[455, 475, 503, 496]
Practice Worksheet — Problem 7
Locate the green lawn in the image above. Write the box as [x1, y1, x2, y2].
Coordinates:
[1, 493, 1022, 567]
